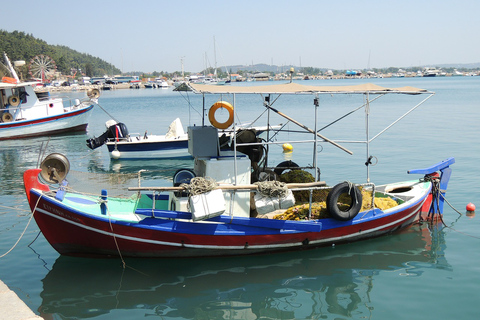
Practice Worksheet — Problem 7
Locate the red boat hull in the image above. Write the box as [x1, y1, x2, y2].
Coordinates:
[26, 182, 427, 258]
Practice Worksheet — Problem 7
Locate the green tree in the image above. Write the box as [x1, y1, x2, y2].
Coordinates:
[85, 63, 93, 77]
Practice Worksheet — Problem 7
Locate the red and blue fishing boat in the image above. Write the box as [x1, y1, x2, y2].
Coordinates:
[23, 82, 454, 258]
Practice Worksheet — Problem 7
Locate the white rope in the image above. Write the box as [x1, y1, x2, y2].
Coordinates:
[254, 180, 288, 198]
[0, 194, 42, 258]
[181, 177, 218, 196]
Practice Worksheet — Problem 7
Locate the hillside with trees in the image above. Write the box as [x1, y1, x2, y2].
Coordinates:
[0, 30, 120, 80]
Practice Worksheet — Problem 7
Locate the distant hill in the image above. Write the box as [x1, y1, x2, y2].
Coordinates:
[434, 62, 480, 69]
[225, 62, 480, 75]
[223, 64, 329, 75]
[0, 30, 121, 78]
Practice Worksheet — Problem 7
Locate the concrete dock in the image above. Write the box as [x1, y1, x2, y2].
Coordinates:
[0, 280, 42, 320]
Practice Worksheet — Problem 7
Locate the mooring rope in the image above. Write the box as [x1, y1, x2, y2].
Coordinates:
[419, 175, 480, 239]
[96, 102, 120, 123]
[0, 204, 32, 213]
[0, 194, 43, 258]
[105, 203, 126, 269]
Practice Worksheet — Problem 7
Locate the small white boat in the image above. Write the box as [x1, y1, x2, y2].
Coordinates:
[0, 53, 97, 140]
[422, 67, 441, 77]
[87, 118, 281, 159]
[155, 78, 170, 88]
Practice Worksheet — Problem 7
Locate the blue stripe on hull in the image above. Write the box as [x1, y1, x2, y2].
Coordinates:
[106, 139, 188, 152]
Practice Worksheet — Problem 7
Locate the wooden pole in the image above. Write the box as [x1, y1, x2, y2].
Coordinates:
[128, 181, 326, 192]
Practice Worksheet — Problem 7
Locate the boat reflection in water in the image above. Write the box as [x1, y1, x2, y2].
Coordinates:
[38, 223, 449, 319]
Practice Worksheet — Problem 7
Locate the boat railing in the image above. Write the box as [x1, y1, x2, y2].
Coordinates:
[127, 181, 384, 220]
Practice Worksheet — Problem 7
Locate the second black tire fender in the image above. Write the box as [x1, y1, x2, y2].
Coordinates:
[274, 160, 299, 176]
[327, 181, 362, 221]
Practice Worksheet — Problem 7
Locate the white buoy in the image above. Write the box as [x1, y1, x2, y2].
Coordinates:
[111, 150, 121, 159]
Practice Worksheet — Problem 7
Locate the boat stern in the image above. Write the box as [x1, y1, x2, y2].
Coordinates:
[408, 157, 455, 220]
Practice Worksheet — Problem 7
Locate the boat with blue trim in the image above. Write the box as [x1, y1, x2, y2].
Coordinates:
[23, 82, 455, 258]
[86, 117, 281, 160]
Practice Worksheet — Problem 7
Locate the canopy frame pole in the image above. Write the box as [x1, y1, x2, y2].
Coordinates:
[365, 92, 371, 183]
[202, 94, 205, 126]
[313, 94, 319, 181]
[368, 93, 435, 142]
[264, 104, 353, 155]
[317, 94, 385, 133]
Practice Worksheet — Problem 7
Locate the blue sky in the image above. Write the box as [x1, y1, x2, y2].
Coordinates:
[2, 0, 479, 73]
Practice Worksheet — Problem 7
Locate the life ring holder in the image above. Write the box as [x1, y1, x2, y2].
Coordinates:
[326, 181, 363, 221]
[208, 101, 234, 129]
[1, 112, 13, 123]
[8, 95, 20, 107]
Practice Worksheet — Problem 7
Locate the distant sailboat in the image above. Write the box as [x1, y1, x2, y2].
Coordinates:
[206, 36, 228, 85]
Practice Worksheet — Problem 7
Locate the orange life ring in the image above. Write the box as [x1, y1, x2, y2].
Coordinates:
[208, 101, 234, 129]
[1, 77, 17, 84]
[8, 95, 20, 107]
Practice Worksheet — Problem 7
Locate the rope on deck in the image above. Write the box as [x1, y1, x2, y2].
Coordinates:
[254, 180, 288, 198]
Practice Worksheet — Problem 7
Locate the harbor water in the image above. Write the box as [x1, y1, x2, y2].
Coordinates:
[1, 76, 479, 319]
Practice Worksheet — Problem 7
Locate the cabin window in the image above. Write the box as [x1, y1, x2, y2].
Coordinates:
[12, 87, 28, 104]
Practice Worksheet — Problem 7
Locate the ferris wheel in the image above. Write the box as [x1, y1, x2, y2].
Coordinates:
[28, 54, 57, 82]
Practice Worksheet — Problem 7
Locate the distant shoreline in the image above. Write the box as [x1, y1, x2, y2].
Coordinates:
[33, 72, 470, 93]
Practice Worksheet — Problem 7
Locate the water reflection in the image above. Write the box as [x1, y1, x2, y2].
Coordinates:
[108, 158, 194, 181]
[0, 133, 88, 195]
[38, 223, 449, 319]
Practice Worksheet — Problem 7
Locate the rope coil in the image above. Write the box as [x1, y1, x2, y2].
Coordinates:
[180, 177, 218, 196]
[254, 180, 288, 198]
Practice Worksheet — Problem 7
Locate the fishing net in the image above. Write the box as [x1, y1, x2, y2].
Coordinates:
[274, 187, 399, 220]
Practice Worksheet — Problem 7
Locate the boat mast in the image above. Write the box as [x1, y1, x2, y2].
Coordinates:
[213, 36, 218, 80]
[180, 56, 185, 80]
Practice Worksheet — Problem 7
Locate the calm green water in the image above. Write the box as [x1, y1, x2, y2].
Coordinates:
[1, 77, 479, 319]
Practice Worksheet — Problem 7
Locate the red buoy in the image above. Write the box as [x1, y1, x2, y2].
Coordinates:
[466, 202, 476, 212]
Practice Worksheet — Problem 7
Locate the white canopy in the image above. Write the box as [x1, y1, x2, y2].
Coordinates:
[188, 82, 430, 95]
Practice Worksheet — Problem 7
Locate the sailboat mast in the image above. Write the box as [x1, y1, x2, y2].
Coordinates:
[213, 36, 217, 79]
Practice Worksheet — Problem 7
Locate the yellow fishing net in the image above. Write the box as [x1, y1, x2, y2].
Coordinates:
[273, 187, 399, 220]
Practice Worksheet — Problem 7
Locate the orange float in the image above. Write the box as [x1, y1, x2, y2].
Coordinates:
[208, 101, 234, 129]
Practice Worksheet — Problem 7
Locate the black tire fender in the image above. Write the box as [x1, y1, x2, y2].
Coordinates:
[274, 160, 299, 176]
[327, 181, 362, 221]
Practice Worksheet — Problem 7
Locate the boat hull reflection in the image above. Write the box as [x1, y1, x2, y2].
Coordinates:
[38, 223, 449, 319]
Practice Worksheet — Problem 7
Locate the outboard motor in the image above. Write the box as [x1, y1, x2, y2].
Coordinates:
[86, 120, 130, 150]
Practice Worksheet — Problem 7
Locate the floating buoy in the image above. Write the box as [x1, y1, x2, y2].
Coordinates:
[282, 143, 293, 152]
[111, 150, 121, 159]
[466, 202, 476, 212]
